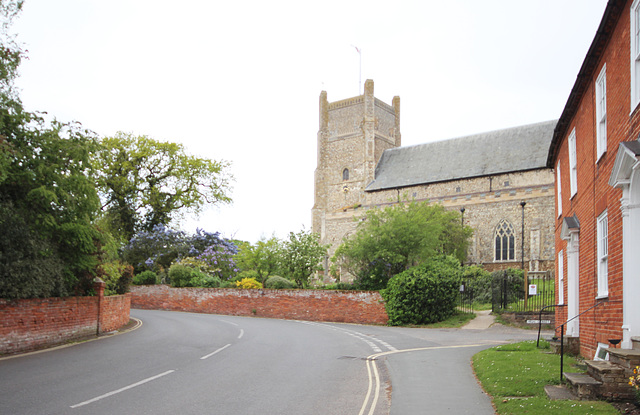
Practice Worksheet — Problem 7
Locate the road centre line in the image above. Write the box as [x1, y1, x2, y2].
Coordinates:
[70, 370, 175, 409]
[358, 358, 376, 415]
[200, 343, 232, 360]
[238, 329, 244, 339]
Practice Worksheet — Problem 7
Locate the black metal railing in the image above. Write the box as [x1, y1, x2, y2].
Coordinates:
[547, 301, 606, 382]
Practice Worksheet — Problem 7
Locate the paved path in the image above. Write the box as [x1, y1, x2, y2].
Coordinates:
[461, 309, 496, 330]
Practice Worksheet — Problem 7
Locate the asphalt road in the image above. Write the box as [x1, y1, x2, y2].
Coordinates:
[0, 309, 544, 414]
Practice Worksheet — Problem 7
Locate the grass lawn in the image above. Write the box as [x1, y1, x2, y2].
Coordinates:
[472, 341, 619, 414]
[422, 310, 476, 328]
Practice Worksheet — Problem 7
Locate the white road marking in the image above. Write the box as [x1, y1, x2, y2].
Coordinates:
[200, 344, 231, 360]
[298, 321, 395, 352]
[70, 370, 175, 409]
[238, 329, 244, 339]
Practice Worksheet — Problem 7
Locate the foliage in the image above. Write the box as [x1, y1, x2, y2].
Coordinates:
[196, 243, 239, 281]
[133, 270, 158, 285]
[0, 0, 23, 100]
[382, 255, 462, 326]
[122, 224, 187, 273]
[264, 276, 296, 289]
[280, 229, 328, 288]
[235, 277, 262, 289]
[630, 366, 640, 404]
[0, 202, 65, 299]
[461, 265, 493, 304]
[333, 201, 472, 290]
[473, 341, 618, 414]
[96, 261, 133, 295]
[93, 132, 233, 241]
[189, 273, 221, 288]
[122, 225, 238, 278]
[235, 236, 282, 285]
[490, 268, 525, 309]
[167, 264, 202, 288]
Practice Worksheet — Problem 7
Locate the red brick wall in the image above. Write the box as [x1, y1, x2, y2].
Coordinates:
[0, 291, 131, 356]
[100, 294, 132, 333]
[553, 1, 634, 359]
[130, 285, 388, 325]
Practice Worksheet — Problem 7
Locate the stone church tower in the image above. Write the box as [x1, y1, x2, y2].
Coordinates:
[312, 80, 556, 281]
[312, 79, 400, 256]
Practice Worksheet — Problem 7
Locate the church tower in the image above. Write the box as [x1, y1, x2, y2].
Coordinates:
[312, 79, 400, 256]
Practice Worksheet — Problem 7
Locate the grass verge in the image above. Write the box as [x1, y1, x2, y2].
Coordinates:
[423, 310, 476, 328]
[472, 341, 619, 414]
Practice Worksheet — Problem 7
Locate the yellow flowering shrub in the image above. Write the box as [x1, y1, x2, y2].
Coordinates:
[235, 277, 263, 289]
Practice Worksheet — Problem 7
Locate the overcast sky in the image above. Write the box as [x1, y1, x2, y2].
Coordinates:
[12, 0, 608, 243]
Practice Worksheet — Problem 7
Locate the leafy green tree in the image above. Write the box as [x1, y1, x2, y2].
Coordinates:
[0, 0, 111, 298]
[235, 236, 283, 286]
[0, 0, 23, 100]
[332, 201, 472, 290]
[94, 132, 233, 241]
[280, 229, 328, 288]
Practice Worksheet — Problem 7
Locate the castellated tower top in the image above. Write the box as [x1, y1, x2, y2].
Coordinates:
[312, 80, 400, 249]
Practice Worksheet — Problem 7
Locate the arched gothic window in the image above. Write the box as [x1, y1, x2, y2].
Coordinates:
[494, 219, 515, 261]
[342, 168, 349, 181]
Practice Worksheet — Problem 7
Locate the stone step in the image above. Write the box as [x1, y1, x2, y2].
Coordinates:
[608, 348, 640, 369]
[585, 359, 624, 383]
[544, 384, 578, 401]
[584, 359, 638, 400]
[563, 372, 602, 400]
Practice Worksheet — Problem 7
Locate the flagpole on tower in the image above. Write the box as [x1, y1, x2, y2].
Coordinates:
[352, 45, 361, 95]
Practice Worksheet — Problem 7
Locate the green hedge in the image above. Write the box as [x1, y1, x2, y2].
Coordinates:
[133, 270, 158, 285]
[382, 256, 461, 326]
[264, 276, 296, 289]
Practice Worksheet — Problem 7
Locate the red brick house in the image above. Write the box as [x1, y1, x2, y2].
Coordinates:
[548, 0, 640, 359]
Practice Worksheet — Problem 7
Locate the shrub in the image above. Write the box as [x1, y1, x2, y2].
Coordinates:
[96, 261, 133, 295]
[189, 273, 221, 288]
[382, 255, 461, 326]
[168, 264, 194, 288]
[462, 265, 492, 304]
[196, 244, 239, 281]
[235, 277, 263, 289]
[133, 270, 158, 285]
[265, 276, 296, 289]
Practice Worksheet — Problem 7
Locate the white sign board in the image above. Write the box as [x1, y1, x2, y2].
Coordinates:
[528, 284, 537, 296]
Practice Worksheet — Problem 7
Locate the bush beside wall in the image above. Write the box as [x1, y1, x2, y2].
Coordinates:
[130, 285, 388, 325]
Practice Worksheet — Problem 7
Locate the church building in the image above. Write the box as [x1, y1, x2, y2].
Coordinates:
[312, 79, 556, 279]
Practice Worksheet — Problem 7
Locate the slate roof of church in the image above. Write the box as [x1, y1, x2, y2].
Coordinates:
[365, 119, 557, 192]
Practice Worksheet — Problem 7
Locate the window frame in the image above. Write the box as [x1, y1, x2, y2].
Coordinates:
[556, 162, 562, 217]
[595, 65, 607, 161]
[631, 0, 640, 111]
[568, 128, 577, 197]
[558, 250, 565, 305]
[597, 211, 609, 298]
[494, 219, 516, 262]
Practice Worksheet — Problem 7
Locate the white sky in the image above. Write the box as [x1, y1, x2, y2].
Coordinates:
[12, 0, 608, 243]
